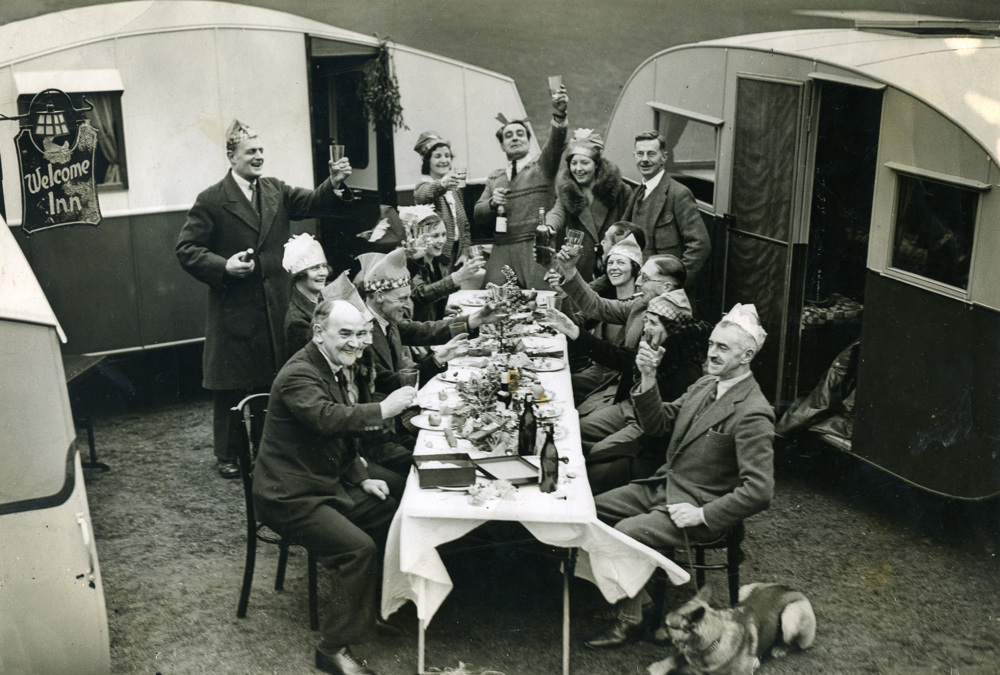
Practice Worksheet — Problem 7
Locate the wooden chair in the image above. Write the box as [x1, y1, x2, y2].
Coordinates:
[232, 393, 319, 629]
[672, 521, 745, 606]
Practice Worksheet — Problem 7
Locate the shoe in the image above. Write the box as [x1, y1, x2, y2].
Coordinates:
[217, 460, 240, 479]
[584, 618, 643, 650]
[375, 617, 403, 638]
[315, 646, 377, 675]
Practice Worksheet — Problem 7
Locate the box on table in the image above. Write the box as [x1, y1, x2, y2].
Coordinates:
[414, 453, 476, 488]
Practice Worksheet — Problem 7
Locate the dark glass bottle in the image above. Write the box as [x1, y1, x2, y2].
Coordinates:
[518, 393, 537, 456]
[539, 424, 559, 493]
[535, 207, 553, 266]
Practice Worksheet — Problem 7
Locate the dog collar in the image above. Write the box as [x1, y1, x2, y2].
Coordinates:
[701, 639, 721, 655]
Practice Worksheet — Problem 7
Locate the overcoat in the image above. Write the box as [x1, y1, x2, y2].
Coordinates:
[176, 171, 350, 390]
[252, 341, 384, 526]
[632, 374, 775, 533]
[545, 158, 632, 281]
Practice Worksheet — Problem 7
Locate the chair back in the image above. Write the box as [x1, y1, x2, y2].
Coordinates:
[231, 393, 269, 530]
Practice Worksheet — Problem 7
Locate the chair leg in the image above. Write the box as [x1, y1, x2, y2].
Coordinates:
[276, 542, 290, 591]
[695, 546, 706, 589]
[308, 553, 319, 631]
[237, 536, 257, 618]
[727, 544, 741, 606]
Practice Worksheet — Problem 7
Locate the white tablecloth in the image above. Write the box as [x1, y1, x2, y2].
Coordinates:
[381, 291, 689, 625]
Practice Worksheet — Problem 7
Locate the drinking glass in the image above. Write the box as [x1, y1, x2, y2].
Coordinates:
[469, 244, 484, 260]
[329, 144, 345, 162]
[548, 75, 563, 96]
[399, 368, 419, 388]
[565, 229, 584, 254]
[449, 321, 468, 339]
[453, 164, 467, 189]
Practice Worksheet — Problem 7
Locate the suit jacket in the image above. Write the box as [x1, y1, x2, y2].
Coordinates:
[622, 173, 710, 284]
[252, 342, 385, 526]
[632, 374, 775, 534]
[369, 316, 451, 394]
[176, 171, 351, 390]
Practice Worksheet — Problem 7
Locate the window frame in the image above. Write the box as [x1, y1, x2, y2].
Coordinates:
[883, 163, 988, 298]
[647, 101, 723, 210]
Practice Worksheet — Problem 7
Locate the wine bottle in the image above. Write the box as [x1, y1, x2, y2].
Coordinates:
[535, 207, 552, 265]
[518, 393, 537, 456]
[496, 203, 508, 233]
[539, 424, 559, 492]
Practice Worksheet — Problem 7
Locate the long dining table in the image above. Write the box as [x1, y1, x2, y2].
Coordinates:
[380, 289, 689, 674]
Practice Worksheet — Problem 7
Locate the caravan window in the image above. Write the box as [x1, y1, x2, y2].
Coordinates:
[18, 91, 128, 189]
[891, 174, 976, 290]
[656, 110, 717, 206]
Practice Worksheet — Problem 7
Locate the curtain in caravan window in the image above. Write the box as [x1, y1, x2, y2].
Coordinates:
[84, 93, 121, 185]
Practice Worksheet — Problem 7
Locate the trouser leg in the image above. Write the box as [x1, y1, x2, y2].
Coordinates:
[579, 402, 630, 455]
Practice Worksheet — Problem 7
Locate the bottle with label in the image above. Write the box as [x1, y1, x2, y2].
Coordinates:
[539, 423, 559, 492]
[518, 393, 537, 456]
[535, 207, 552, 266]
[495, 203, 508, 234]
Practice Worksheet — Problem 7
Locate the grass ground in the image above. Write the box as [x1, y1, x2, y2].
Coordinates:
[77, 353, 1000, 674]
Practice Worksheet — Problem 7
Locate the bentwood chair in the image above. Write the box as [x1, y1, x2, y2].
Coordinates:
[232, 393, 319, 630]
[668, 521, 745, 606]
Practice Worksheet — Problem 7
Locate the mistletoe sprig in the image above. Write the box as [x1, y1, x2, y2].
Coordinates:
[359, 38, 407, 131]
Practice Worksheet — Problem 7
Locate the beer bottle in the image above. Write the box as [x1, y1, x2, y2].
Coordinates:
[518, 393, 537, 456]
[535, 207, 552, 265]
[539, 424, 559, 492]
[495, 203, 508, 234]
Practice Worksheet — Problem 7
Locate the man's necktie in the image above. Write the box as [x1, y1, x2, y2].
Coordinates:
[249, 182, 259, 214]
[634, 182, 647, 204]
[693, 387, 717, 420]
[387, 323, 401, 367]
[510, 159, 518, 181]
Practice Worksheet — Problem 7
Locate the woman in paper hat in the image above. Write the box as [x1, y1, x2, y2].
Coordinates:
[413, 132, 472, 265]
[281, 233, 329, 359]
[544, 129, 632, 281]
[399, 206, 485, 322]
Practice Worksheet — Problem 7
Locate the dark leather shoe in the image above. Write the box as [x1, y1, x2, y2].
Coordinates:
[584, 618, 643, 650]
[216, 460, 240, 479]
[315, 647, 377, 675]
[375, 617, 403, 637]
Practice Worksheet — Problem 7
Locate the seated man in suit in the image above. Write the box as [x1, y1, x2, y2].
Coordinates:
[362, 247, 495, 395]
[585, 303, 775, 650]
[253, 299, 415, 675]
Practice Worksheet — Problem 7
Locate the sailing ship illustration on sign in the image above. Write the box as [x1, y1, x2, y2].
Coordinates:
[0, 88, 102, 234]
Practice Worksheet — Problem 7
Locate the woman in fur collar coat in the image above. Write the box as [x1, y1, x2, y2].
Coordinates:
[544, 130, 632, 281]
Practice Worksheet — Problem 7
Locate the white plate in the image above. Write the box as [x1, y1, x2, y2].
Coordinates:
[523, 389, 557, 403]
[535, 404, 564, 419]
[438, 369, 477, 384]
[410, 413, 452, 431]
[448, 356, 490, 368]
[436, 485, 472, 492]
[525, 357, 565, 372]
[459, 296, 488, 307]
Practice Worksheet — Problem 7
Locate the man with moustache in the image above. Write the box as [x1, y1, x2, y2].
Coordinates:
[253, 300, 413, 675]
[177, 119, 355, 479]
[585, 303, 775, 650]
[622, 131, 710, 285]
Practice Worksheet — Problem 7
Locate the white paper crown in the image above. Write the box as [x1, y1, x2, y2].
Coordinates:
[398, 205, 439, 237]
[722, 303, 767, 350]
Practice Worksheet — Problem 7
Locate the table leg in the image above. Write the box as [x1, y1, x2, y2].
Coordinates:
[562, 548, 577, 675]
[418, 618, 426, 675]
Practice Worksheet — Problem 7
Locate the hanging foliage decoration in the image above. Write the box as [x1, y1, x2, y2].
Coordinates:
[359, 37, 407, 131]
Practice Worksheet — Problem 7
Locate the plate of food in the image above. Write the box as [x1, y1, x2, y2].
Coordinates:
[438, 369, 478, 384]
[535, 404, 564, 419]
[525, 357, 565, 372]
[459, 295, 489, 307]
[410, 413, 453, 431]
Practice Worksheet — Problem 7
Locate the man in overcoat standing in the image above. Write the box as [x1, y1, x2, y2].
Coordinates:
[177, 120, 354, 478]
[585, 303, 775, 650]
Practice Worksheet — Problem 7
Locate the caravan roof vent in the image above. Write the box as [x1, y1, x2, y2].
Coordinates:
[796, 12, 1000, 38]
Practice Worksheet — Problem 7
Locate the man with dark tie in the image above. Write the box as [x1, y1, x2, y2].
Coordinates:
[473, 86, 570, 288]
[622, 131, 711, 285]
[585, 303, 775, 650]
[177, 119, 354, 479]
[253, 299, 413, 675]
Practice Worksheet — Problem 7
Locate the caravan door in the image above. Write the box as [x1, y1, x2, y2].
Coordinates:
[723, 75, 812, 405]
